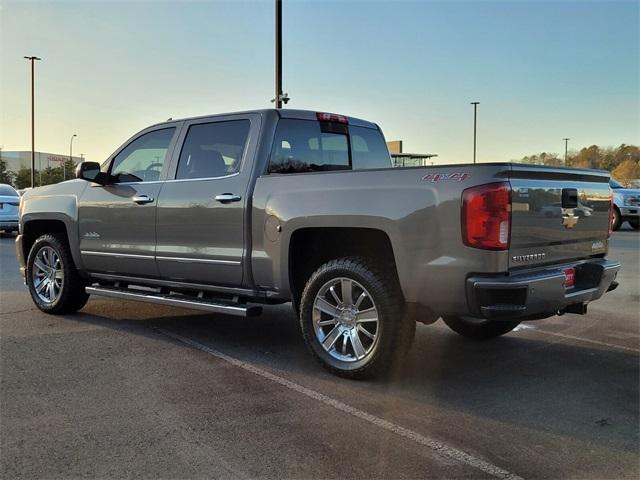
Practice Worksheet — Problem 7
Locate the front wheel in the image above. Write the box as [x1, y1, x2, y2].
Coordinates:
[628, 218, 639, 230]
[442, 315, 520, 340]
[26, 234, 89, 314]
[299, 258, 415, 379]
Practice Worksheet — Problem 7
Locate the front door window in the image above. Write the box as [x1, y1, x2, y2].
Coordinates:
[110, 128, 175, 183]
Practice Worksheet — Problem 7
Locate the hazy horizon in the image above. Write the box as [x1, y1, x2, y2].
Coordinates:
[1, 0, 638, 164]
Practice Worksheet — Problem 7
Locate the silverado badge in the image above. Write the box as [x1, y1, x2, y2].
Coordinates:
[561, 208, 579, 229]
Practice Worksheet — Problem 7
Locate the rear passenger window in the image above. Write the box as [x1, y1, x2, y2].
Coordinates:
[176, 120, 250, 180]
[268, 119, 391, 174]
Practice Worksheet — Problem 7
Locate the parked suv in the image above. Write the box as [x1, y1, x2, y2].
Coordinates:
[16, 109, 620, 378]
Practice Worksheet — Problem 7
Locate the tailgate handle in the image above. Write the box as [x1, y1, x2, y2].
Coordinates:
[562, 188, 578, 208]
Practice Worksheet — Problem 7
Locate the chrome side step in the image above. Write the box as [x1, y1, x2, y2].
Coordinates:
[85, 286, 262, 317]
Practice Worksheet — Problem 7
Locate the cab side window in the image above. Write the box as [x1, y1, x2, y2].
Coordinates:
[176, 120, 250, 180]
[110, 128, 175, 183]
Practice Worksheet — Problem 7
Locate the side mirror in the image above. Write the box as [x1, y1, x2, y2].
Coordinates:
[76, 161, 106, 184]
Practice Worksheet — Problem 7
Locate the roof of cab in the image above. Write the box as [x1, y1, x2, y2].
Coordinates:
[150, 109, 379, 130]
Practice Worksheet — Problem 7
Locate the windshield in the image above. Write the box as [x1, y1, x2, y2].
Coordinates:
[609, 179, 624, 189]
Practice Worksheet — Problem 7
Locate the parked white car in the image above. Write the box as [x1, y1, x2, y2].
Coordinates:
[0, 184, 20, 233]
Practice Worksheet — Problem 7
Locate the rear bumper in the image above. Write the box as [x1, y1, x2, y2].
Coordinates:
[0, 219, 18, 230]
[466, 258, 620, 320]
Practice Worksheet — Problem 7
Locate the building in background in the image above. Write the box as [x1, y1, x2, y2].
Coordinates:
[0, 151, 84, 173]
[386, 140, 438, 167]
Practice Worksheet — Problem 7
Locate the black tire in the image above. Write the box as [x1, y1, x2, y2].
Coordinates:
[442, 315, 520, 340]
[26, 233, 89, 314]
[299, 257, 415, 379]
[612, 207, 622, 231]
[629, 218, 639, 230]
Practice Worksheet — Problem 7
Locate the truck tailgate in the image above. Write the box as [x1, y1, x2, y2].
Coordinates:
[508, 165, 611, 269]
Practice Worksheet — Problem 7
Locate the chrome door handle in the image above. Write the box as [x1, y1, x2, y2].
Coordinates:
[132, 195, 154, 204]
[215, 193, 241, 203]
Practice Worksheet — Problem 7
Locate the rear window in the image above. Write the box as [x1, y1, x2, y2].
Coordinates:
[268, 119, 391, 174]
[0, 185, 18, 196]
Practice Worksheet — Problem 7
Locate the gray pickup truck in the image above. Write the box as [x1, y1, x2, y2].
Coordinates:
[16, 109, 620, 378]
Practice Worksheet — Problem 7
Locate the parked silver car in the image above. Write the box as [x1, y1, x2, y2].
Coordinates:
[0, 184, 20, 233]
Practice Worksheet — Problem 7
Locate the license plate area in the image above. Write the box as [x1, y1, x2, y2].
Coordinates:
[570, 263, 604, 290]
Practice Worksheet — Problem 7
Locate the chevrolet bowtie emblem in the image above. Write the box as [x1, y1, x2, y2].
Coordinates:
[561, 208, 579, 229]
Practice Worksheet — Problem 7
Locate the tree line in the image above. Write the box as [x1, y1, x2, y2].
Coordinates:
[518, 144, 640, 186]
[0, 159, 77, 189]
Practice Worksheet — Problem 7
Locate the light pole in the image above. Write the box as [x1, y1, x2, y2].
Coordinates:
[24, 56, 41, 188]
[68, 134, 77, 181]
[471, 102, 480, 164]
[563, 138, 570, 164]
[271, 0, 289, 108]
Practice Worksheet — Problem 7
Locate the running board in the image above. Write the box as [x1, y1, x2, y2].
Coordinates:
[85, 286, 262, 317]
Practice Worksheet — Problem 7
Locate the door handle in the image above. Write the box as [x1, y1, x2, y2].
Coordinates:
[215, 193, 241, 203]
[132, 195, 154, 204]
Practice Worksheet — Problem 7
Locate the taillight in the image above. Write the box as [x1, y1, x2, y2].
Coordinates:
[462, 182, 511, 250]
[563, 267, 576, 288]
[316, 112, 348, 124]
[608, 191, 614, 237]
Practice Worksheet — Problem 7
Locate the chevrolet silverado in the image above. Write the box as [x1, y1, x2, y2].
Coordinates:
[16, 109, 620, 377]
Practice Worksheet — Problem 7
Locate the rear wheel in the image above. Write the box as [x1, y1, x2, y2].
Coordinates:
[442, 315, 520, 340]
[629, 218, 639, 230]
[26, 234, 89, 314]
[299, 257, 415, 379]
[612, 207, 622, 231]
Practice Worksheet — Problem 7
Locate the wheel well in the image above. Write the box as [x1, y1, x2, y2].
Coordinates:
[22, 220, 69, 259]
[289, 227, 399, 307]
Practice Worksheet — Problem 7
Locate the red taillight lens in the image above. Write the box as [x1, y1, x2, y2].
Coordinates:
[462, 182, 511, 250]
[563, 267, 576, 288]
[608, 191, 614, 237]
[316, 112, 348, 124]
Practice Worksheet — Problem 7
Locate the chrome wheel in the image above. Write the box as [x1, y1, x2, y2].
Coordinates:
[312, 277, 380, 362]
[32, 246, 64, 304]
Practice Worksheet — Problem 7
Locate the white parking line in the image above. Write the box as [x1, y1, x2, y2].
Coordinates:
[525, 327, 639, 354]
[157, 328, 523, 480]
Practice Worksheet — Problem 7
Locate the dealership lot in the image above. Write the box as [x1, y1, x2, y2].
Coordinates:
[1, 229, 638, 479]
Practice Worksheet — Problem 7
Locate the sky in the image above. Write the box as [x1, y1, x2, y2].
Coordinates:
[1, 0, 638, 164]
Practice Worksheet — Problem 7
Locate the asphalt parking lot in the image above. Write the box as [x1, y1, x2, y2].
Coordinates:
[1, 228, 638, 479]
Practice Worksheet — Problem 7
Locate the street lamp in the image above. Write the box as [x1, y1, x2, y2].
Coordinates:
[271, 0, 290, 108]
[471, 102, 480, 164]
[563, 138, 570, 165]
[68, 134, 77, 181]
[24, 56, 41, 188]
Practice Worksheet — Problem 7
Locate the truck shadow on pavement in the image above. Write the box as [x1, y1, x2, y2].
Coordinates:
[69, 299, 639, 455]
